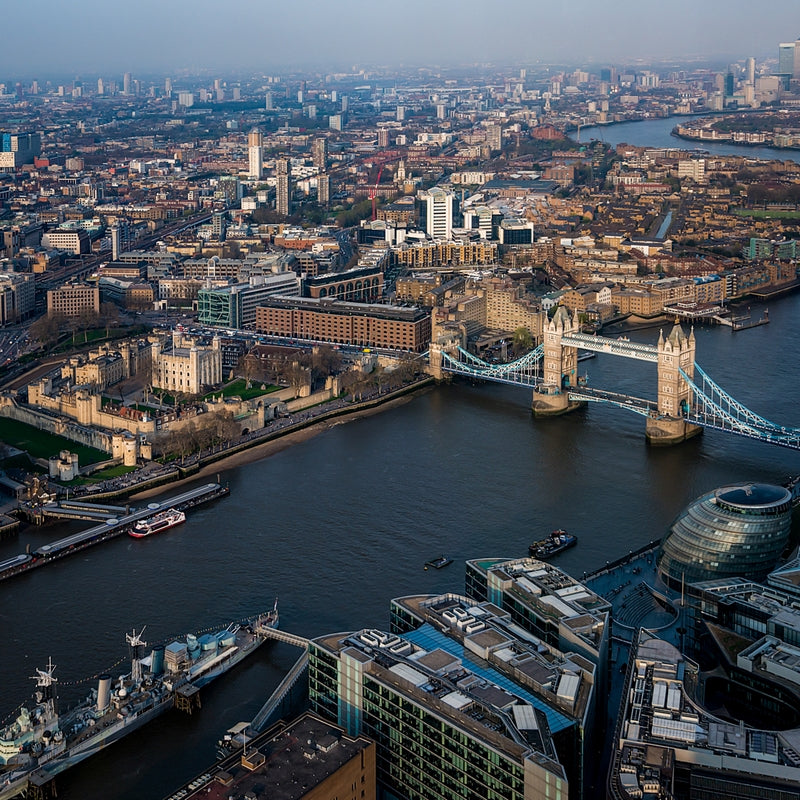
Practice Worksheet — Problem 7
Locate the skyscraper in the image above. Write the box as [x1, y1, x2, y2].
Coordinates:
[486, 123, 502, 153]
[778, 40, 800, 80]
[312, 137, 327, 171]
[724, 70, 735, 97]
[276, 158, 291, 216]
[746, 57, 756, 85]
[123, 72, 132, 95]
[420, 187, 455, 240]
[248, 128, 263, 180]
[265, 91, 274, 111]
[317, 174, 330, 206]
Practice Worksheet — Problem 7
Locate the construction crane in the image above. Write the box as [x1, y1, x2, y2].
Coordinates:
[369, 166, 383, 220]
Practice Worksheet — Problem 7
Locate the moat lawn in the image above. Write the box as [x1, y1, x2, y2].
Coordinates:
[204, 378, 280, 402]
[0, 418, 108, 465]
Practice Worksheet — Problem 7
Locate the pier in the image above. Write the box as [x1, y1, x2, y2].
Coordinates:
[0, 482, 230, 582]
[35, 499, 131, 522]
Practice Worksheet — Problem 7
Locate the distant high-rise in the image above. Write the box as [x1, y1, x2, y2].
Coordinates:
[265, 91, 274, 111]
[165, 77, 172, 97]
[248, 128, 263, 180]
[724, 70, 735, 97]
[317, 173, 330, 206]
[396, 105, 405, 122]
[340, 95, 348, 112]
[97, 78, 104, 96]
[486, 123, 502, 153]
[123, 72, 132, 95]
[746, 57, 756, 85]
[419, 187, 455, 240]
[276, 158, 291, 216]
[312, 137, 327, 171]
[377, 127, 389, 148]
[777, 39, 800, 80]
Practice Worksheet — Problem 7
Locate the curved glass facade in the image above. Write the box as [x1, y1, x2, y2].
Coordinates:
[657, 483, 792, 591]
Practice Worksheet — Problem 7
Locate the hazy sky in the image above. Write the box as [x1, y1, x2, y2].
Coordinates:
[4, 0, 798, 77]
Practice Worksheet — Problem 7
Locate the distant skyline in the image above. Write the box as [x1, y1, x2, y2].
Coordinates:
[3, 0, 799, 78]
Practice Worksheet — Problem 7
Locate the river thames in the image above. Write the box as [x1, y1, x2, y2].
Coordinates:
[1, 155, 800, 800]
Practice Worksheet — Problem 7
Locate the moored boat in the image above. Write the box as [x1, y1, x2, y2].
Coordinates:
[529, 530, 577, 560]
[0, 603, 279, 798]
[129, 508, 186, 538]
[424, 555, 453, 570]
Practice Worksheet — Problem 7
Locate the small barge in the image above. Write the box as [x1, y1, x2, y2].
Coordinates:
[424, 555, 453, 570]
[529, 530, 577, 560]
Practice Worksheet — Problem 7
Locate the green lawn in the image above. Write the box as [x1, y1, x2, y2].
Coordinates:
[735, 209, 800, 220]
[52, 325, 151, 354]
[205, 378, 279, 402]
[0, 418, 109, 465]
[59, 464, 137, 486]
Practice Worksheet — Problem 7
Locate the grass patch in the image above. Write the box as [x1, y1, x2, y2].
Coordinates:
[59, 464, 137, 486]
[0, 418, 109, 465]
[204, 378, 279, 402]
[52, 325, 151, 354]
[151, 390, 176, 406]
[735, 209, 800, 220]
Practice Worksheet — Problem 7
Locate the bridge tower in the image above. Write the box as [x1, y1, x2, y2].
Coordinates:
[646, 322, 702, 445]
[427, 326, 465, 381]
[532, 307, 584, 416]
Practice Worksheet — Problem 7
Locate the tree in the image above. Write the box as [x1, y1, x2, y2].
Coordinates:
[512, 327, 533, 353]
[100, 302, 121, 337]
[29, 315, 61, 349]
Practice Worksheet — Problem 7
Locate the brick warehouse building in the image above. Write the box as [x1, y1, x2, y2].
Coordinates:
[255, 296, 431, 352]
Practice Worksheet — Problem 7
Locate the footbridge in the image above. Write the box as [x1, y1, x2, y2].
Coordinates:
[260, 627, 310, 649]
[429, 307, 800, 450]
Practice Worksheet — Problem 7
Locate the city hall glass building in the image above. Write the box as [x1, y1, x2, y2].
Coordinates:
[657, 483, 792, 591]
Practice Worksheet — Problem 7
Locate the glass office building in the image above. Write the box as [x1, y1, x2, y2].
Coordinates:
[308, 624, 568, 800]
[657, 484, 792, 591]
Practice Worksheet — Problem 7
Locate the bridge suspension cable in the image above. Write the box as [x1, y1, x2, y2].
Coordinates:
[681, 365, 800, 449]
[440, 345, 544, 387]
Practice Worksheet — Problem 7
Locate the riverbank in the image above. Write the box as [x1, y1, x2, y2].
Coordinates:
[129, 379, 434, 501]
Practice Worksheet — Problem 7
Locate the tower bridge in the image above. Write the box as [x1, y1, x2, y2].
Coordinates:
[428, 307, 800, 450]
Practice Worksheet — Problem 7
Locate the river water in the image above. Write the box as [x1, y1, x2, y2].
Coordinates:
[585, 115, 800, 164]
[1, 143, 800, 800]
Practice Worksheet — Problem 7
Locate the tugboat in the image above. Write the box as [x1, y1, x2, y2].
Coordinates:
[424, 555, 453, 570]
[529, 530, 577, 560]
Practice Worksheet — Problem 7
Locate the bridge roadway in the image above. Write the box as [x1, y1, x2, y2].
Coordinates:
[567, 386, 656, 416]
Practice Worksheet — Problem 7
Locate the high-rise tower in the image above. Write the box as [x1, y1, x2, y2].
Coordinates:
[312, 137, 327, 171]
[248, 128, 263, 180]
[276, 158, 291, 216]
